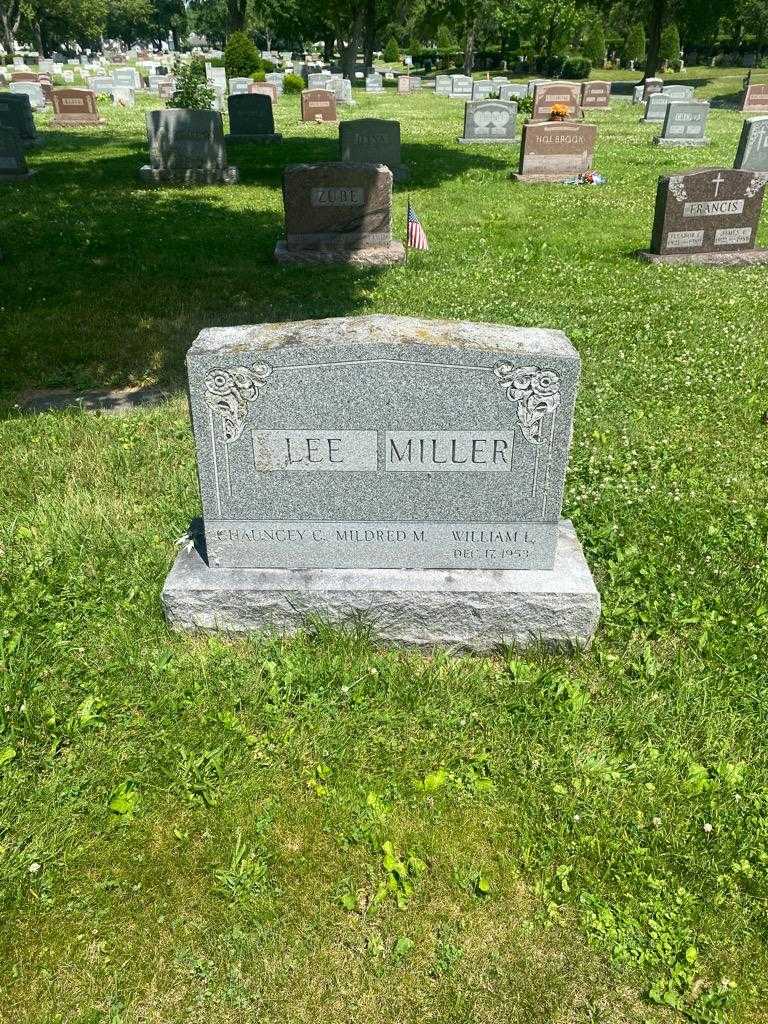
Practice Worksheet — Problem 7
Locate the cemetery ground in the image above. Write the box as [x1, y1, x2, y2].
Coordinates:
[1, 67, 768, 1024]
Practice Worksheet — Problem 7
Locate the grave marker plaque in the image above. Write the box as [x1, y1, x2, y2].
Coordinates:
[742, 84, 768, 113]
[642, 92, 671, 122]
[581, 81, 610, 110]
[499, 83, 527, 102]
[471, 80, 495, 100]
[459, 99, 517, 144]
[450, 75, 473, 99]
[513, 120, 596, 182]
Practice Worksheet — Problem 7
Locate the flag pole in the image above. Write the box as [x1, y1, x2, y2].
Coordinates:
[405, 195, 409, 265]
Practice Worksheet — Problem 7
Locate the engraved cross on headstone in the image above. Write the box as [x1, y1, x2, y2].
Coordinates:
[711, 172, 725, 197]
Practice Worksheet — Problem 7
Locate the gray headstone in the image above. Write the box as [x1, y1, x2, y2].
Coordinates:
[139, 108, 238, 185]
[450, 75, 472, 98]
[0, 93, 41, 147]
[435, 75, 451, 96]
[265, 72, 284, 95]
[661, 84, 694, 100]
[113, 67, 140, 89]
[226, 93, 281, 142]
[471, 80, 495, 100]
[649, 167, 768, 256]
[366, 72, 384, 92]
[308, 72, 331, 90]
[182, 315, 581, 572]
[643, 92, 671, 122]
[499, 83, 527, 102]
[734, 116, 768, 170]
[459, 99, 517, 144]
[656, 101, 710, 146]
[9, 81, 46, 110]
[228, 76, 251, 96]
[0, 126, 34, 180]
[339, 118, 406, 179]
[112, 85, 135, 106]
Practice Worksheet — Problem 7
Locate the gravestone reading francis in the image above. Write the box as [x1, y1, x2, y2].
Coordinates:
[654, 101, 709, 146]
[734, 117, 768, 170]
[512, 120, 597, 182]
[0, 126, 35, 181]
[581, 81, 610, 110]
[637, 167, 768, 265]
[139, 109, 239, 185]
[226, 93, 281, 143]
[0, 93, 43, 147]
[742, 83, 768, 113]
[339, 118, 408, 180]
[162, 314, 600, 651]
[301, 88, 337, 122]
[532, 82, 581, 120]
[459, 99, 517, 144]
[274, 162, 405, 267]
[51, 88, 104, 126]
[642, 92, 671, 123]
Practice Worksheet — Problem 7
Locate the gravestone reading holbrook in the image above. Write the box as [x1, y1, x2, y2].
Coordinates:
[654, 101, 710, 147]
[226, 93, 282, 143]
[638, 167, 768, 265]
[339, 118, 408, 181]
[139, 109, 239, 185]
[513, 121, 597, 182]
[162, 315, 600, 650]
[274, 162, 405, 267]
[734, 117, 768, 170]
[458, 100, 517, 144]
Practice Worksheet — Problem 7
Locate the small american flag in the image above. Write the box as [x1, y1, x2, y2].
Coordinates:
[407, 202, 429, 251]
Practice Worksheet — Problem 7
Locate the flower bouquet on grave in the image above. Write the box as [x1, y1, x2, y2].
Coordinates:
[564, 171, 606, 185]
[549, 103, 569, 121]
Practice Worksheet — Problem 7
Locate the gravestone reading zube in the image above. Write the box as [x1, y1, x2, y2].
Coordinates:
[459, 100, 517, 144]
[339, 118, 408, 180]
[638, 167, 768, 265]
[274, 162, 405, 267]
[0, 93, 43, 147]
[226, 93, 281, 143]
[0, 126, 35, 181]
[654, 101, 710, 147]
[162, 314, 600, 650]
[139, 109, 239, 185]
[734, 117, 768, 170]
[513, 120, 597, 182]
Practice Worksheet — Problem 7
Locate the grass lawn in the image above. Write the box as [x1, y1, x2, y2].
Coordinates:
[1, 68, 768, 1024]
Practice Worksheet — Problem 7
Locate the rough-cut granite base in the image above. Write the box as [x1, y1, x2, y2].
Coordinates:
[274, 239, 406, 267]
[653, 136, 710, 147]
[458, 137, 517, 144]
[162, 519, 600, 652]
[225, 132, 282, 144]
[139, 165, 239, 185]
[636, 248, 768, 266]
[510, 171, 588, 183]
[0, 169, 36, 182]
[52, 117, 105, 127]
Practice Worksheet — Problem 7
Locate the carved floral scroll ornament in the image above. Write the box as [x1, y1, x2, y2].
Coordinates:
[204, 364, 272, 442]
[494, 363, 561, 444]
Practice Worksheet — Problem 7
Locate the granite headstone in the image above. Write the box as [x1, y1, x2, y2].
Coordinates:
[139, 108, 239, 185]
[459, 99, 517, 144]
[532, 82, 580, 119]
[0, 93, 42, 147]
[642, 91, 671, 122]
[734, 117, 768, 170]
[581, 81, 610, 110]
[513, 120, 597, 181]
[9, 81, 46, 110]
[51, 88, 104, 125]
[301, 88, 337, 122]
[0, 126, 34, 180]
[654, 101, 710, 146]
[226, 93, 281, 143]
[742, 83, 768, 113]
[339, 118, 407, 180]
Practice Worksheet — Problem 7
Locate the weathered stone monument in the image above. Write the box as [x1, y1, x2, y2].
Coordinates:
[499, 83, 527, 102]
[51, 88, 104, 126]
[228, 76, 251, 95]
[581, 81, 610, 110]
[397, 75, 410, 95]
[513, 121, 597, 182]
[450, 75, 473, 99]
[162, 315, 600, 651]
[734, 117, 768, 170]
[654, 101, 710, 146]
[532, 82, 581, 120]
[741, 83, 768, 113]
[0, 126, 35, 181]
[301, 88, 337, 122]
[139, 109, 239, 185]
[458, 99, 517, 144]
[226, 93, 281, 143]
[0, 94, 43, 147]
[339, 118, 407, 180]
[249, 82, 278, 103]
[9, 81, 46, 110]
[661, 84, 694, 101]
[471, 80, 495, 100]
[274, 162, 405, 267]
[366, 72, 384, 93]
[642, 91, 671, 122]
[435, 75, 451, 96]
[638, 167, 768, 265]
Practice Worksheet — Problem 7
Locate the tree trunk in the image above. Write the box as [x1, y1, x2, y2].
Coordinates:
[463, 14, 476, 74]
[34, 20, 45, 59]
[337, 5, 364, 79]
[323, 37, 334, 61]
[363, 0, 376, 71]
[227, 0, 247, 33]
[0, 0, 20, 54]
[644, 0, 666, 79]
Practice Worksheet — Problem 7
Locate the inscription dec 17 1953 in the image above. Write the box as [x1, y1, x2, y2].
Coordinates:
[186, 316, 581, 571]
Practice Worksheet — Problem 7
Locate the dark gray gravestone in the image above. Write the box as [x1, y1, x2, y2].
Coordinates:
[163, 315, 600, 650]
[642, 92, 670, 122]
[513, 121, 597, 182]
[139, 109, 239, 185]
[654, 101, 710, 147]
[734, 117, 768, 170]
[661, 84, 694, 101]
[639, 167, 768, 264]
[226, 93, 281, 143]
[459, 100, 517, 144]
[0, 126, 35, 180]
[274, 162, 405, 266]
[339, 118, 407, 181]
[471, 80, 495, 100]
[0, 93, 42, 147]
[499, 83, 527, 102]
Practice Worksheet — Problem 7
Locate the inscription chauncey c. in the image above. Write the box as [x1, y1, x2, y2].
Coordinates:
[186, 316, 580, 570]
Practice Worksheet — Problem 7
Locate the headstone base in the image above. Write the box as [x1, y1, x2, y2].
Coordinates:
[52, 117, 105, 126]
[273, 239, 406, 267]
[636, 248, 768, 266]
[652, 136, 710, 147]
[458, 136, 517, 144]
[162, 519, 600, 652]
[0, 168, 36, 182]
[138, 165, 240, 185]
[510, 171, 590, 183]
[224, 132, 282, 143]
